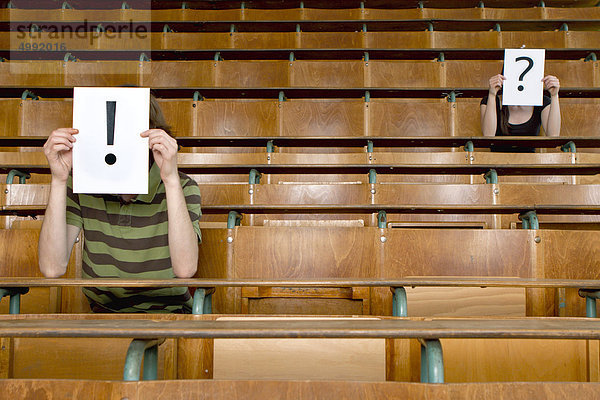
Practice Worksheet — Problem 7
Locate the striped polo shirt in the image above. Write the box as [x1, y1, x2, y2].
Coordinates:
[66, 163, 202, 313]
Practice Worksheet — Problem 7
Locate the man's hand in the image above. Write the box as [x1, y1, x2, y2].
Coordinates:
[141, 129, 179, 184]
[43, 128, 78, 183]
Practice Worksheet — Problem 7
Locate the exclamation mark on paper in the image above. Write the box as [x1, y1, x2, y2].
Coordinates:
[105, 101, 117, 165]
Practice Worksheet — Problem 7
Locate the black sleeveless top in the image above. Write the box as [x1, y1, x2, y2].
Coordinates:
[480, 95, 552, 153]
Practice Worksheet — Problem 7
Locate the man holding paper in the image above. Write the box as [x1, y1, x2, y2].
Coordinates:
[38, 90, 202, 313]
[480, 49, 561, 152]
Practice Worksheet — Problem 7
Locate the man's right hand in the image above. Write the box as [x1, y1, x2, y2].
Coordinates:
[43, 128, 78, 183]
[488, 74, 506, 96]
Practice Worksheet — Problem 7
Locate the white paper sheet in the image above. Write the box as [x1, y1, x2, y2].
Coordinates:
[502, 49, 546, 106]
[72, 87, 150, 194]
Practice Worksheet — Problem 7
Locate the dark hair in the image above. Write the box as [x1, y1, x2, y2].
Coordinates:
[149, 92, 173, 137]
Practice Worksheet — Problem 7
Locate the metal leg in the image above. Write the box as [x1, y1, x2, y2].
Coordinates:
[193, 288, 206, 315]
[9, 294, 20, 315]
[420, 342, 428, 383]
[587, 297, 597, 318]
[142, 344, 159, 380]
[392, 287, 407, 317]
[203, 292, 213, 314]
[123, 339, 161, 381]
[425, 339, 444, 383]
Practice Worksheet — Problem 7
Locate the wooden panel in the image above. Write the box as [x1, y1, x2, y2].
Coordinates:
[498, 184, 600, 205]
[0, 229, 42, 277]
[468, 153, 574, 164]
[143, 61, 214, 87]
[566, 32, 600, 49]
[299, 32, 364, 49]
[545, 8, 600, 19]
[369, 99, 450, 136]
[444, 60, 502, 88]
[432, 31, 500, 49]
[232, 226, 380, 279]
[546, 60, 596, 88]
[233, 33, 296, 49]
[159, 32, 232, 50]
[269, 153, 366, 164]
[243, 9, 302, 20]
[382, 229, 535, 278]
[455, 98, 483, 136]
[0, 288, 58, 314]
[19, 99, 72, 137]
[195, 228, 232, 314]
[213, 316, 385, 381]
[215, 61, 288, 88]
[542, 230, 600, 280]
[481, 8, 543, 19]
[501, 31, 566, 49]
[375, 183, 493, 205]
[194, 100, 278, 136]
[253, 184, 369, 204]
[302, 9, 363, 19]
[159, 100, 195, 137]
[199, 184, 249, 205]
[366, 32, 430, 49]
[291, 61, 364, 88]
[64, 61, 139, 87]
[559, 98, 600, 136]
[281, 99, 364, 137]
[369, 61, 441, 88]
[0, 99, 20, 137]
[0, 62, 62, 87]
[0, 380, 137, 400]
[246, 298, 365, 314]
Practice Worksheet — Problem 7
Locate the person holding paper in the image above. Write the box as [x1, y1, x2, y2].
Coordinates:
[38, 95, 202, 313]
[480, 74, 561, 152]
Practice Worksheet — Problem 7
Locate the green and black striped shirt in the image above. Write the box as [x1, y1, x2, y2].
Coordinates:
[66, 163, 202, 313]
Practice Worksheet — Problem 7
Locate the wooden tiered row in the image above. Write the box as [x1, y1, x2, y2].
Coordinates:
[1, 0, 600, 398]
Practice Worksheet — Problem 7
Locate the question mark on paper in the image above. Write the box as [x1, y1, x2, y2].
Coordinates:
[515, 56, 534, 92]
[105, 101, 117, 165]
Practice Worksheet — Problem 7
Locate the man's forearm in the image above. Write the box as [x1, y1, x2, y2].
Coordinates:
[38, 180, 70, 277]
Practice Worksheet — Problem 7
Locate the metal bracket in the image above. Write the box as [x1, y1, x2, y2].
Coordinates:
[559, 23, 568, 32]
[484, 169, 498, 184]
[519, 210, 539, 230]
[420, 339, 444, 383]
[227, 211, 243, 229]
[7, 1, 16, 9]
[289, 52, 295, 62]
[139, 53, 150, 62]
[30, 24, 41, 33]
[95, 24, 105, 33]
[121, 2, 131, 9]
[193, 91, 204, 101]
[377, 210, 387, 229]
[584, 53, 597, 62]
[561, 141, 576, 153]
[364, 90, 370, 102]
[300, 1, 304, 9]
[278, 91, 286, 102]
[163, 24, 173, 33]
[266, 140, 274, 153]
[478, 1, 485, 8]
[182, 2, 188, 9]
[493, 23, 501, 32]
[0, 57, 5, 62]
[62, 1, 73, 9]
[123, 339, 163, 381]
[362, 24, 367, 33]
[214, 51, 223, 62]
[296, 24, 301, 33]
[367, 140, 374, 153]
[0, 288, 29, 314]
[241, 2, 246, 9]
[21, 90, 39, 100]
[417, 1, 424, 9]
[426, 22, 433, 32]
[360, 2, 365, 10]
[192, 288, 213, 315]
[437, 52, 445, 62]
[392, 287, 407, 317]
[539, 1, 546, 7]
[578, 289, 600, 318]
[446, 91, 456, 102]
[369, 169, 377, 184]
[363, 52, 369, 63]
[230, 24, 237, 35]
[249, 168, 262, 184]
[7, 169, 31, 184]
[464, 141, 474, 152]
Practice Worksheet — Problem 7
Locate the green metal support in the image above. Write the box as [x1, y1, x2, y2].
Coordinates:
[417, 1, 424, 9]
[539, 1, 546, 7]
[363, 52, 369, 63]
[289, 52, 295, 62]
[182, 2, 188, 9]
[230, 24, 237, 35]
[7, 169, 31, 184]
[7, 2, 15, 9]
[362, 24, 367, 33]
[519, 211, 539, 230]
[585, 53, 597, 62]
[369, 169, 377, 184]
[64, 52, 77, 62]
[300, 2, 304, 9]
[561, 141, 576, 153]
[493, 23, 501, 32]
[227, 211, 242, 229]
[163, 24, 173, 33]
[464, 141, 474, 152]
[578, 289, 600, 318]
[121, 2, 131, 9]
[0, 57, 6, 62]
[484, 169, 498, 184]
[193, 91, 204, 101]
[364, 91, 370, 102]
[249, 169, 261, 184]
[278, 91, 286, 102]
[360, 2, 365, 10]
[62, 1, 73, 9]
[139, 53, 150, 62]
[446, 91, 456, 102]
[392, 287, 407, 317]
[0, 288, 28, 314]
[123, 339, 161, 381]
[214, 51, 223, 61]
[296, 24, 301, 33]
[478, 1, 485, 8]
[241, 2, 246, 10]
[192, 288, 213, 315]
[367, 140, 374, 153]
[437, 52, 445, 62]
[30, 24, 41, 33]
[95, 24, 105, 33]
[21, 90, 38, 100]
[266, 140, 274, 153]
[377, 210, 387, 229]
[426, 22, 433, 31]
[425, 339, 444, 383]
[420, 342, 428, 382]
[559, 23, 568, 32]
